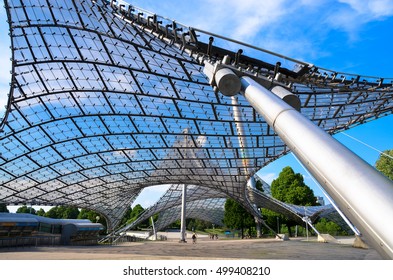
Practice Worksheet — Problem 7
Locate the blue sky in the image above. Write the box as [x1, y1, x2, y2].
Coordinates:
[0, 0, 392, 210]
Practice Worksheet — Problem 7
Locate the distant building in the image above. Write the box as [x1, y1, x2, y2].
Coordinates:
[316, 196, 325, 206]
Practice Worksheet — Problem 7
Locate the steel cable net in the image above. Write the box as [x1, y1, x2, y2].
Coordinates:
[147, 194, 352, 235]
[0, 0, 392, 230]
[116, 183, 350, 236]
[114, 184, 226, 236]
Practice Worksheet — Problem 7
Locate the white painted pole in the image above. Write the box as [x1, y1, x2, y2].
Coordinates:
[150, 216, 157, 241]
[179, 184, 187, 242]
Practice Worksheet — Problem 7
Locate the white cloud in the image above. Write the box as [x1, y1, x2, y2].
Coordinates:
[0, 61, 11, 85]
[326, 0, 393, 36]
[258, 172, 277, 185]
[132, 184, 170, 208]
[195, 0, 288, 42]
[132, 0, 290, 42]
[340, 0, 393, 18]
[0, 85, 9, 115]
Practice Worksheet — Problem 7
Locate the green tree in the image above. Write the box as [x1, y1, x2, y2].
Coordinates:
[167, 220, 181, 229]
[128, 204, 149, 228]
[44, 207, 60, 218]
[271, 166, 317, 206]
[16, 205, 36, 215]
[265, 166, 318, 236]
[223, 198, 255, 238]
[128, 204, 144, 224]
[314, 218, 347, 236]
[36, 208, 46, 216]
[119, 206, 133, 227]
[186, 218, 211, 231]
[261, 208, 280, 234]
[255, 179, 264, 192]
[44, 206, 79, 219]
[375, 149, 393, 180]
[0, 203, 9, 213]
[62, 206, 79, 219]
[78, 208, 107, 232]
[78, 208, 97, 221]
[118, 204, 149, 229]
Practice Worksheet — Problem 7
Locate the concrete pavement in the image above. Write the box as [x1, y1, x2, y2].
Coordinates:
[0, 236, 382, 260]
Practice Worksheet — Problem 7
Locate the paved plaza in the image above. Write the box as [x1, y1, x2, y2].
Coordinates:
[0, 236, 382, 260]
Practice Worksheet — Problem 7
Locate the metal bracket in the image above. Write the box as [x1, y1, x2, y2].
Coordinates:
[203, 57, 289, 93]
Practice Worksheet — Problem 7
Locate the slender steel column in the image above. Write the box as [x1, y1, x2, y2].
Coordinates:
[151, 216, 157, 241]
[179, 184, 187, 242]
[231, 96, 250, 175]
[247, 176, 265, 238]
[239, 76, 393, 259]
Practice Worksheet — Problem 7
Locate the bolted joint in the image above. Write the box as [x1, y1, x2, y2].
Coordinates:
[215, 68, 241, 96]
[203, 60, 300, 106]
[271, 86, 301, 112]
[203, 61, 241, 96]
